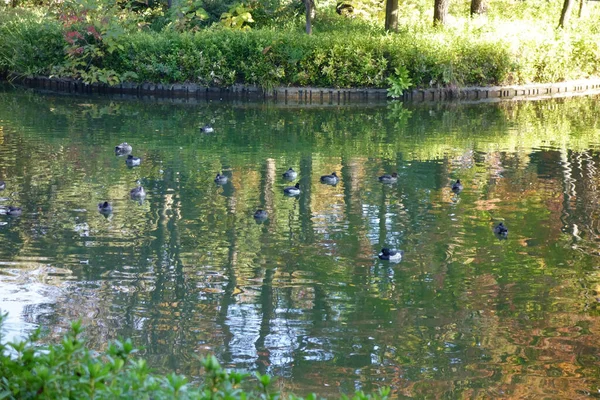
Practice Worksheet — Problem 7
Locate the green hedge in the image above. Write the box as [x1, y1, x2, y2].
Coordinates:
[1, 8, 599, 89]
[0, 314, 390, 399]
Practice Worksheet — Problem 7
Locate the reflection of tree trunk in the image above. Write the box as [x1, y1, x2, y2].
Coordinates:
[558, 0, 573, 28]
[384, 0, 399, 32]
[299, 155, 315, 243]
[341, 158, 371, 262]
[433, 0, 450, 26]
[217, 174, 240, 364]
[263, 159, 276, 233]
[255, 268, 274, 373]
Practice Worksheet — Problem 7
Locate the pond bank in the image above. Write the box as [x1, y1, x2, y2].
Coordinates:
[6, 75, 600, 104]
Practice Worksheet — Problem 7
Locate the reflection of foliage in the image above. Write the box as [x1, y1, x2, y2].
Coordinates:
[2, 90, 600, 398]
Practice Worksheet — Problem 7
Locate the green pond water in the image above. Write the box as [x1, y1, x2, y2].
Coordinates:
[2, 87, 600, 398]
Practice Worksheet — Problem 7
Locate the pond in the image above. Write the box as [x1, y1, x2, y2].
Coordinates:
[1, 86, 600, 398]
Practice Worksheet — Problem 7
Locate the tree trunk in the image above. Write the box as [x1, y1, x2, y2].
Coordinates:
[558, 0, 573, 28]
[470, 0, 486, 16]
[305, 0, 314, 35]
[578, 0, 585, 18]
[385, 0, 399, 32]
[433, 0, 450, 26]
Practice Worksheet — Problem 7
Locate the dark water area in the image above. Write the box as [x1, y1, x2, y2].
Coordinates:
[1, 87, 600, 398]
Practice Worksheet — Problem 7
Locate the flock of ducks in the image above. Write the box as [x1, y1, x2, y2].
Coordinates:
[0, 138, 508, 264]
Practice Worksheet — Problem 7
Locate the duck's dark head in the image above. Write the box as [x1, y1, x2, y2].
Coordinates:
[295, 183, 300, 188]
[288, 167, 294, 171]
[392, 172, 398, 177]
[102, 201, 109, 208]
[381, 248, 391, 255]
[331, 172, 338, 177]
[127, 155, 134, 159]
[456, 179, 461, 184]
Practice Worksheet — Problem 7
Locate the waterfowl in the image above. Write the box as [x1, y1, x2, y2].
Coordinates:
[493, 222, 508, 237]
[214, 173, 228, 184]
[254, 210, 268, 220]
[378, 248, 403, 261]
[115, 142, 132, 155]
[200, 124, 214, 133]
[378, 172, 398, 184]
[452, 179, 463, 192]
[130, 186, 146, 199]
[98, 201, 113, 214]
[125, 155, 141, 167]
[284, 183, 301, 196]
[0, 181, 5, 190]
[6, 206, 22, 216]
[282, 168, 298, 180]
[320, 172, 339, 185]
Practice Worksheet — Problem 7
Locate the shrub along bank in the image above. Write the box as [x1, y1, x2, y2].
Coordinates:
[0, 7, 599, 91]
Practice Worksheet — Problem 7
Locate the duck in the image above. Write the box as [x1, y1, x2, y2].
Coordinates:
[0, 181, 5, 190]
[493, 222, 508, 237]
[283, 183, 301, 196]
[282, 168, 298, 180]
[6, 206, 22, 216]
[452, 179, 463, 192]
[200, 124, 214, 133]
[115, 142, 132, 155]
[125, 155, 141, 167]
[378, 172, 398, 184]
[254, 210, 268, 220]
[130, 186, 146, 199]
[214, 173, 228, 184]
[320, 172, 339, 185]
[378, 248, 403, 261]
[98, 201, 113, 214]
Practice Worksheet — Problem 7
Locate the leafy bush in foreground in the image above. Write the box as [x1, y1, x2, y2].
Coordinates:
[0, 314, 391, 399]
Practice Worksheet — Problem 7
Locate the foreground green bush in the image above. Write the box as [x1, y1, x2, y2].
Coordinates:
[0, 314, 390, 399]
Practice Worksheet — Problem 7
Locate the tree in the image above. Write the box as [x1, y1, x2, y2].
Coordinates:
[304, 0, 315, 34]
[385, 0, 399, 32]
[470, 0, 486, 16]
[433, 0, 450, 25]
[558, 0, 573, 28]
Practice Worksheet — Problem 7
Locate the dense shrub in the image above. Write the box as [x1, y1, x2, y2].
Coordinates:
[0, 314, 391, 399]
[0, 5, 599, 89]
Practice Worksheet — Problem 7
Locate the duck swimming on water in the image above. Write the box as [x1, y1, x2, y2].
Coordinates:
[282, 168, 298, 180]
[115, 143, 132, 155]
[98, 201, 113, 214]
[452, 179, 463, 192]
[284, 183, 301, 196]
[6, 206, 22, 216]
[320, 172, 339, 185]
[200, 124, 214, 133]
[130, 186, 146, 199]
[254, 209, 268, 220]
[378, 248, 403, 261]
[125, 155, 141, 167]
[214, 173, 228, 184]
[493, 222, 508, 237]
[378, 172, 398, 184]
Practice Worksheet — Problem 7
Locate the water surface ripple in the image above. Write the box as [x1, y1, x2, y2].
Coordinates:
[1, 88, 600, 397]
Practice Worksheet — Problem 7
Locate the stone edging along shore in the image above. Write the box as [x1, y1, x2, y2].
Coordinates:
[7, 75, 600, 104]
